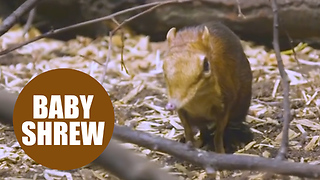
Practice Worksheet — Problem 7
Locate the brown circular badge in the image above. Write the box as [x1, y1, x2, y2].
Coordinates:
[13, 68, 114, 170]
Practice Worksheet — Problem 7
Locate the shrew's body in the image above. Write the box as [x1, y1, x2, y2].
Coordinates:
[163, 22, 253, 153]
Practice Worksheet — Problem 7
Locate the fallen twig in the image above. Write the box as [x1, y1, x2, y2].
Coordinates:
[100, 31, 113, 84]
[0, 0, 192, 56]
[111, 18, 128, 74]
[270, 0, 293, 160]
[113, 125, 320, 179]
[0, 0, 42, 37]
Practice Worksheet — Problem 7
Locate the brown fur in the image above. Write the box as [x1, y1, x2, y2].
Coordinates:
[163, 22, 253, 153]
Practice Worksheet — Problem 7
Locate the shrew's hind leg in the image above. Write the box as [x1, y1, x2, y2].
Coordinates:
[199, 126, 214, 150]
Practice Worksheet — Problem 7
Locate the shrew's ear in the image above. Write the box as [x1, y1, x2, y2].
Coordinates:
[166, 27, 176, 46]
[202, 26, 210, 42]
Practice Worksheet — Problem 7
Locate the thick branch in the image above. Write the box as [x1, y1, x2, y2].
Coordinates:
[113, 125, 320, 179]
[0, 89, 17, 126]
[271, 0, 292, 160]
[0, 88, 179, 180]
[0, 0, 42, 37]
[93, 139, 179, 180]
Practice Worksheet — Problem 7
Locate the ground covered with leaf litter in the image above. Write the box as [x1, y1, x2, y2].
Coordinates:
[0, 24, 319, 180]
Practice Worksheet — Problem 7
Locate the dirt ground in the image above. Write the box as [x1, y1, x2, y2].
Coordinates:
[0, 27, 319, 180]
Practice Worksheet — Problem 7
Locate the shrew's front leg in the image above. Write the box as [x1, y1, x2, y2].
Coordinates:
[177, 110, 196, 147]
[214, 110, 230, 154]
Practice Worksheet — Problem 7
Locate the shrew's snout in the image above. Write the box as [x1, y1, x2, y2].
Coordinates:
[165, 99, 181, 111]
[165, 102, 176, 111]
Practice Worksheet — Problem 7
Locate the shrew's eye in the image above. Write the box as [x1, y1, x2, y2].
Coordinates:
[203, 58, 210, 72]
[203, 57, 211, 77]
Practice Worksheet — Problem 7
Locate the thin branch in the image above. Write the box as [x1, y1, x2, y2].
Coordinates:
[79, 55, 103, 66]
[235, 0, 246, 18]
[113, 125, 320, 179]
[104, 3, 169, 77]
[23, 8, 36, 37]
[0, 0, 42, 37]
[99, 0, 187, 84]
[111, 3, 164, 34]
[270, 0, 293, 161]
[0, 0, 192, 56]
